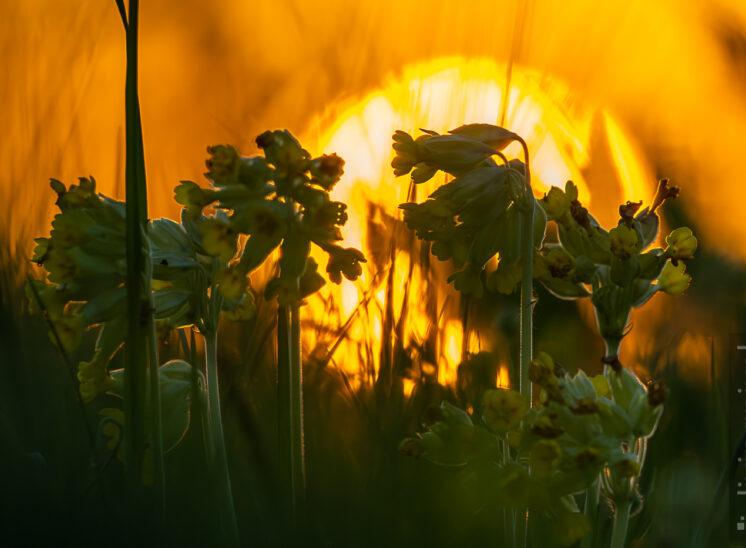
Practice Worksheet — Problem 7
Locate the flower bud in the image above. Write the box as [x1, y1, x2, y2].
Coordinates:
[418, 134, 496, 174]
[540, 186, 571, 221]
[255, 130, 310, 170]
[528, 352, 557, 387]
[205, 145, 241, 185]
[309, 154, 345, 190]
[391, 130, 420, 177]
[448, 123, 519, 151]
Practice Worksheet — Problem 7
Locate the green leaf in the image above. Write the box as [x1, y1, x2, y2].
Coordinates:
[538, 276, 591, 300]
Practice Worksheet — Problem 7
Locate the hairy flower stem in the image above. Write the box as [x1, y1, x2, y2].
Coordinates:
[514, 509, 527, 548]
[517, 138, 533, 402]
[147, 287, 165, 509]
[610, 498, 631, 548]
[581, 477, 601, 548]
[277, 303, 305, 530]
[516, 138, 533, 548]
[204, 327, 240, 547]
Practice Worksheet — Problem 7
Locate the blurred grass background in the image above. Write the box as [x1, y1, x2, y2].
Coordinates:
[2, 1, 746, 546]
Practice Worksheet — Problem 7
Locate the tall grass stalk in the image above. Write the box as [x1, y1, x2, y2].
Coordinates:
[119, 0, 164, 509]
[26, 280, 110, 512]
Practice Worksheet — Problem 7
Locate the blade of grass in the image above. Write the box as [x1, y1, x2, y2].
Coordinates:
[26, 278, 110, 513]
[120, 0, 164, 512]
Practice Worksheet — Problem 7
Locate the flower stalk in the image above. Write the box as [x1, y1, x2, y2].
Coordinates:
[277, 300, 305, 528]
[517, 137, 533, 402]
[204, 322, 240, 546]
[610, 498, 631, 548]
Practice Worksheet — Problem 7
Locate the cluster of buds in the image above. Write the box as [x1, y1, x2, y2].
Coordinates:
[393, 124, 547, 298]
[175, 130, 365, 306]
[535, 179, 696, 355]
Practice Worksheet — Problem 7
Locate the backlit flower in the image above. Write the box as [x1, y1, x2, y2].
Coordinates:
[482, 388, 529, 432]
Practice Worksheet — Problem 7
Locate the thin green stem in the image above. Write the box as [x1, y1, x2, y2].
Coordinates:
[290, 304, 305, 519]
[514, 508, 527, 548]
[204, 327, 240, 547]
[610, 498, 631, 548]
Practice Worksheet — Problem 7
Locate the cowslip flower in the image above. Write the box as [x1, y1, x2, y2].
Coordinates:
[223, 293, 256, 322]
[609, 224, 640, 259]
[215, 264, 249, 300]
[665, 226, 697, 262]
[482, 388, 529, 432]
[77, 353, 114, 403]
[531, 439, 562, 476]
[553, 512, 591, 547]
[326, 246, 366, 284]
[540, 182, 577, 222]
[658, 261, 691, 295]
[199, 217, 237, 263]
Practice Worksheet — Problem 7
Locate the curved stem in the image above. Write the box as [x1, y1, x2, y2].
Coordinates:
[610, 498, 631, 548]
